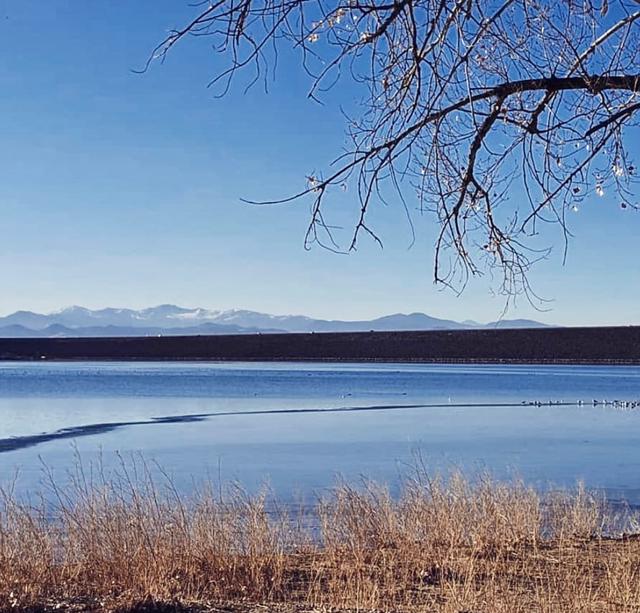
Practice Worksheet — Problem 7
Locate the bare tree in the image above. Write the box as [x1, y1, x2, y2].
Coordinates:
[149, 0, 639, 300]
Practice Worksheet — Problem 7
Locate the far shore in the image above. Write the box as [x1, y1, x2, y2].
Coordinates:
[1, 326, 640, 364]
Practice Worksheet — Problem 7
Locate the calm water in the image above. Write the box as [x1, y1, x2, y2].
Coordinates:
[1, 361, 639, 503]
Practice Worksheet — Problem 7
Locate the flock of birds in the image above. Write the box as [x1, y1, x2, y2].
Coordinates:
[523, 399, 639, 410]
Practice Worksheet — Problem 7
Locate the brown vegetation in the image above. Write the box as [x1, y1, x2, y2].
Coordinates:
[1, 462, 639, 612]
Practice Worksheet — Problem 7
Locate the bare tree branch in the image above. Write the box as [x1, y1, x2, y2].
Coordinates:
[149, 0, 640, 304]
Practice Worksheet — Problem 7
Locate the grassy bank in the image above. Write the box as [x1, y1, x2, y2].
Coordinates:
[1, 464, 639, 612]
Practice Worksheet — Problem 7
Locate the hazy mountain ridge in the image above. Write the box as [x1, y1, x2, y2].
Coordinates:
[0, 306, 550, 338]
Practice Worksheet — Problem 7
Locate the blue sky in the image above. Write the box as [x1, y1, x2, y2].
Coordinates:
[0, 1, 638, 325]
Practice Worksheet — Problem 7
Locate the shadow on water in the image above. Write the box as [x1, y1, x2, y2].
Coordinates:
[0, 414, 208, 453]
[0, 399, 594, 455]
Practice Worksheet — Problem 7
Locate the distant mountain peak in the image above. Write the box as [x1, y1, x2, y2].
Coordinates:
[55, 305, 92, 314]
[486, 318, 550, 329]
[0, 305, 552, 338]
[142, 304, 192, 314]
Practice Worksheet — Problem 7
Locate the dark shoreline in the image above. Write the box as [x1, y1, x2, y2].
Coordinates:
[1, 326, 640, 364]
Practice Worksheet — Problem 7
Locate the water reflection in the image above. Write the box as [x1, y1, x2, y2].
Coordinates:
[0, 362, 639, 504]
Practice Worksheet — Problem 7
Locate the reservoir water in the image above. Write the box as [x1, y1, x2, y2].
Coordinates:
[1, 361, 639, 503]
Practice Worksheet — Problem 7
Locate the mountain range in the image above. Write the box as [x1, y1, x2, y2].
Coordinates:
[0, 305, 550, 338]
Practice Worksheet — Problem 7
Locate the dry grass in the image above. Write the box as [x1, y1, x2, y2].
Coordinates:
[1, 459, 639, 612]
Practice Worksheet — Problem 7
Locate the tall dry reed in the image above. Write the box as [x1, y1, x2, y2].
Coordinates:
[0, 457, 638, 612]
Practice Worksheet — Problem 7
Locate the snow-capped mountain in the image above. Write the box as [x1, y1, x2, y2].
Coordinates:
[0, 305, 550, 337]
[2, 305, 222, 330]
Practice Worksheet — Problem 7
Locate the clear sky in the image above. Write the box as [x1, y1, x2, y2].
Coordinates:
[0, 1, 638, 325]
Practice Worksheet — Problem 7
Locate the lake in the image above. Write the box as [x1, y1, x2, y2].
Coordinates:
[1, 361, 639, 504]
